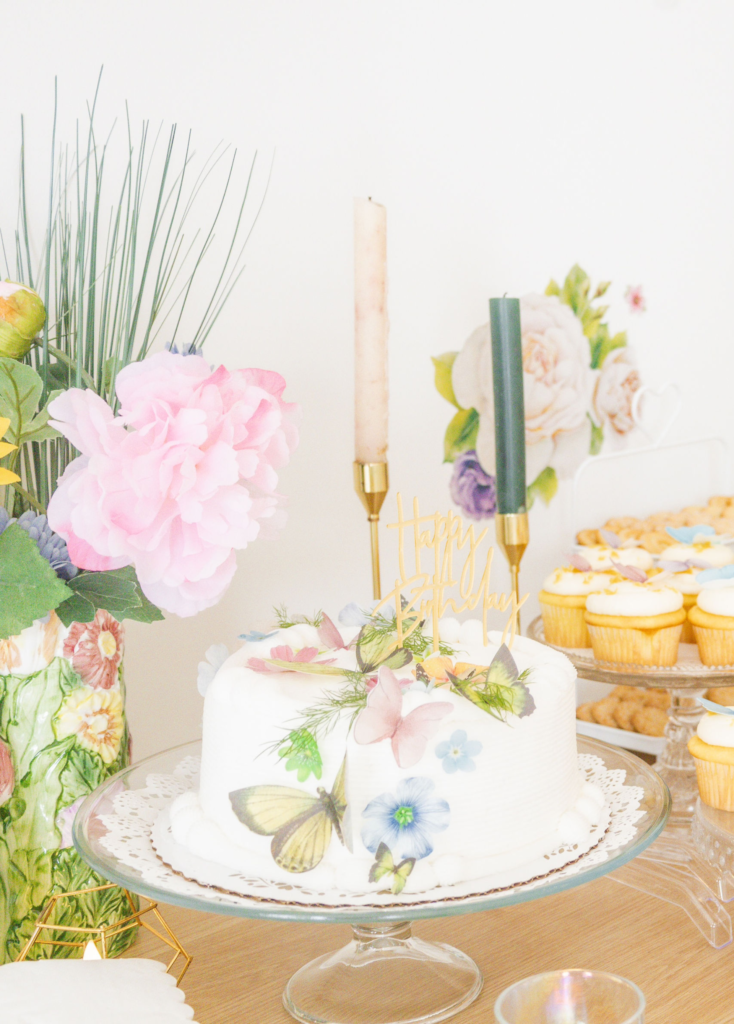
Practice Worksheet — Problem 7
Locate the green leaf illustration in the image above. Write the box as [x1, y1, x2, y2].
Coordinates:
[527, 466, 558, 508]
[279, 728, 323, 782]
[443, 407, 479, 463]
[0, 526, 72, 639]
[594, 330, 627, 369]
[0, 358, 44, 445]
[432, 352, 459, 408]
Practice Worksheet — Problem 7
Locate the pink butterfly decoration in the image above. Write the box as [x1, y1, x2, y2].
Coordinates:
[354, 666, 452, 768]
[611, 561, 648, 583]
[568, 552, 592, 572]
[317, 613, 351, 651]
[600, 529, 622, 548]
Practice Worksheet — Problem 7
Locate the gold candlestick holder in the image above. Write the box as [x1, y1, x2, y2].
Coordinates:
[495, 511, 530, 634]
[353, 460, 389, 600]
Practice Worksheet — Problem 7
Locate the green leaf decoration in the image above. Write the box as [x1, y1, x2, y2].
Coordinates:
[527, 466, 558, 508]
[432, 352, 459, 408]
[0, 358, 44, 445]
[17, 389, 63, 445]
[279, 728, 323, 782]
[589, 415, 604, 456]
[0, 526, 72, 639]
[594, 330, 627, 370]
[443, 407, 479, 463]
[545, 278, 561, 297]
[55, 565, 163, 627]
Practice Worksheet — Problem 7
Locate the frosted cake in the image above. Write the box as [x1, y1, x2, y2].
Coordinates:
[169, 609, 605, 895]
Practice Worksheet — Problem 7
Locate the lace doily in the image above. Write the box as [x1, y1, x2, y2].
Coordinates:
[98, 753, 644, 912]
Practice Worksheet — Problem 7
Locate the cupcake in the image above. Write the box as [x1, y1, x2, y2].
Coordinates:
[658, 524, 734, 570]
[688, 570, 734, 666]
[584, 575, 685, 666]
[539, 561, 618, 648]
[578, 541, 653, 573]
[688, 703, 734, 811]
[653, 563, 705, 643]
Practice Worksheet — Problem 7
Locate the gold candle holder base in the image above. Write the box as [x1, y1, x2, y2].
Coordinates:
[354, 461, 389, 600]
[495, 511, 530, 634]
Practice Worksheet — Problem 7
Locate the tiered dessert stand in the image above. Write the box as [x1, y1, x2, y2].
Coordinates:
[528, 615, 734, 949]
[74, 737, 668, 1024]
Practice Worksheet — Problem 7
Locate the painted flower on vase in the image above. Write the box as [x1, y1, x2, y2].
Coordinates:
[449, 450, 497, 521]
[56, 796, 86, 848]
[47, 351, 300, 617]
[63, 611, 124, 690]
[0, 739, 14, 805]
[593, 347, 641, 438]
[54, 687, 124, 765]
[0, 637, 20, 674]
[361, 776, 450, 861]
[435, 730, 482, 773]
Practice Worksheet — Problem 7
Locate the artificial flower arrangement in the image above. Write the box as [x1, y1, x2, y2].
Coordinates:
[0, 84, 298, 962]
[433, 265, 645, 519]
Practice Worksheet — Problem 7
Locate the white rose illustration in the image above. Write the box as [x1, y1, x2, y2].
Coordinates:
[593, 347, 641, 438]
[452, 293, 597, 484]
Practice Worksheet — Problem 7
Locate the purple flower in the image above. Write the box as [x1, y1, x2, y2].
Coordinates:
[449, 450, 497, 521]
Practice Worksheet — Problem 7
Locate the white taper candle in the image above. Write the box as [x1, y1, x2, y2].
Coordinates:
[354, 197, 388, 464]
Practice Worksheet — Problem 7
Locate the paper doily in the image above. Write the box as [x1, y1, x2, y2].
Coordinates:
[97, 754, 644, 912]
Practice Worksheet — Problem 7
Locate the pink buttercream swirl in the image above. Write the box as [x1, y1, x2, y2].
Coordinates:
[47, 352, 300, 616]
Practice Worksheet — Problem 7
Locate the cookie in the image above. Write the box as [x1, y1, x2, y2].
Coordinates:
[705, 687, 734, 707]
[613, 700, 639, 732]
[576, 529, 600, 547]
[638, 531, 671, 554]
[591, 698, 619, 728]
[610, 685, 645, 703]
[643, 690, 671, 710]
[576, 703, 596, 723]
[631, 706, 667, 737]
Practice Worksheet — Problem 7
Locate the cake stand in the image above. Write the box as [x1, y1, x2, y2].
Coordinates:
[528, 615, 734, 949]
[73, 737, 668, 1024]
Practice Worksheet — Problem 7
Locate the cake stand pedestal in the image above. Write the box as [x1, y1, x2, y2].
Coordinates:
[73, 738, 668, 1024]
[528, 615, 734, 949]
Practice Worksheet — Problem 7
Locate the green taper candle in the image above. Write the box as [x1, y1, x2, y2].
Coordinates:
[490, 297, 526, 514]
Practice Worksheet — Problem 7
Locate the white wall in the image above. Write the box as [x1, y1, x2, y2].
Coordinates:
[3, 0, 733, 758]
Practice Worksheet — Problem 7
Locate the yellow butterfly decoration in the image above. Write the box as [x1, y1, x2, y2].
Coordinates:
[229, 760, 346, 873]
[0, 417, 20, 486]
[369, 842, 415, 895]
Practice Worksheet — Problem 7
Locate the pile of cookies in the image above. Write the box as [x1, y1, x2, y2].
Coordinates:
[577, 494, 734, 554]
[576, 685, 734, 738]
[576, 686, 670, 737]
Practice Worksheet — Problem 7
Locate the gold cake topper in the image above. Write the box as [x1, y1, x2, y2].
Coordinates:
[373, 495, 528, 652]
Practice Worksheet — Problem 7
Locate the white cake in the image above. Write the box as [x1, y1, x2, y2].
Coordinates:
[169, 612, 605, 894]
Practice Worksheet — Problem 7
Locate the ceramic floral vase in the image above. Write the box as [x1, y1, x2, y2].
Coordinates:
[0, 608, 135, 963]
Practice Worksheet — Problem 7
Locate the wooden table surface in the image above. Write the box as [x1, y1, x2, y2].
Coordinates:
[131, 874, 734, 1023]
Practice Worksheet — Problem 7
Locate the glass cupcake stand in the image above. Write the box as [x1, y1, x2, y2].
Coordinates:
[528, 615, 734, 949]
[73, 737, 668, 1024]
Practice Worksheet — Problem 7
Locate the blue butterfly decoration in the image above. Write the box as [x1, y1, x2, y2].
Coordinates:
[696, 565, 734, 585]
[698, 696, 734, 716]
[239, 629, 278, 642]
[666, 524, 717, 544]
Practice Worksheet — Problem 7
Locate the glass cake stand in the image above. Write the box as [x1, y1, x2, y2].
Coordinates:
[73, 738, 668, 1024]
[528, 615, 734, 949]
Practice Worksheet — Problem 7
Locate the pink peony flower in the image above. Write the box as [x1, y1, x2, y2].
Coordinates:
[47, 352, 299, 616]
[63, 610, 125, 690]
[0, 739, 13, 806]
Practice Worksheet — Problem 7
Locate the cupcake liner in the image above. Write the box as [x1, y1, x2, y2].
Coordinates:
[691, 624, 734, 667]
[586, 622, 682, 666]
[539, 599, 590, 648]
[693, 756, 734, 812]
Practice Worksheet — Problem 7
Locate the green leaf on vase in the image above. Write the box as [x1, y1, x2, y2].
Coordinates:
[589, 416, 604, 456]
[0, 526, 72, 639]
[431, 352, 460, 408]
[443, 407, 479, 462]
[527, 466, 558, 507]
[60, 746, 104, 808]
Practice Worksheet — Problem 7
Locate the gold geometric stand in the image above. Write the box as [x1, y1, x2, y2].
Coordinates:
[15, 883, 192, 984]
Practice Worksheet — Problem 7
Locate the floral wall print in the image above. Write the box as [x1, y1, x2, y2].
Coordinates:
[434, 265, 645, 517]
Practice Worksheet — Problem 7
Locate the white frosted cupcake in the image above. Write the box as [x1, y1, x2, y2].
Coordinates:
[585, 578, 685, 666]
[578, 544, 653, 573]
[539, 564, 620, 648]
[689, 573, 734, 666]
[654, 563, 705, 643]
[689, 705, 734, 810]
[659, 524, 734, 570]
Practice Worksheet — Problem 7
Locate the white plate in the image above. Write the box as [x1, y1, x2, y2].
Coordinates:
[575, 679, 665, 757]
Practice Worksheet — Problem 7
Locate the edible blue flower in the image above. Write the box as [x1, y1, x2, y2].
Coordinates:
[361, 777, 450, 861]
[435, 730, 482, 773]
[666, 525, 717, 544]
